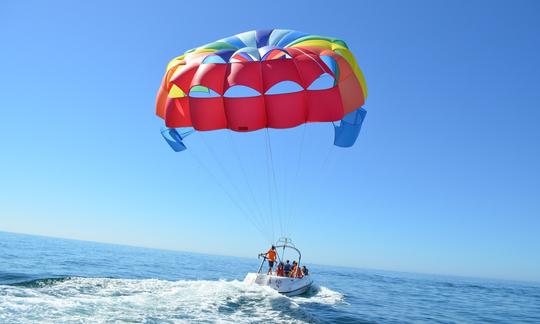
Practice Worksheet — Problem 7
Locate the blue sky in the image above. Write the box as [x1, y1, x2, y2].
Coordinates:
[1, 0, 539, 282]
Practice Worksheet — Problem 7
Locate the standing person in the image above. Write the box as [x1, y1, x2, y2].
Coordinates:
[259, 245, 277, 275]
[284, 260, 292, 277]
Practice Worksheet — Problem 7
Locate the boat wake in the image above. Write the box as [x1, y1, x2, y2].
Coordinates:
[293, 284, 346, 305]
[0, 277, 344, 323]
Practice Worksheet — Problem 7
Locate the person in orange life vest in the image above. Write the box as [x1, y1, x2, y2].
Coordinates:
[289, 261, 298, 278]
[276, 262, 285, 277]
[259, 245, 277, 275]
[296, 265, 304, 278]
[295, 262, 303, 278]
[292, 261, 304, 278]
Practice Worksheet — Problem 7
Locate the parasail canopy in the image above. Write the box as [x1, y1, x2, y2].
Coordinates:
[156, 29, 368, 150]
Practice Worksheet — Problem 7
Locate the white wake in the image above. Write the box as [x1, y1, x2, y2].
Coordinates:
[0, 278, 343, 323]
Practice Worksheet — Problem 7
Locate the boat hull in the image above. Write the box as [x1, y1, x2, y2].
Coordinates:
[244, 273, 313, 296]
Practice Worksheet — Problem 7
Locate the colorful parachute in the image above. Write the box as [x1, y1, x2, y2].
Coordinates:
[156, 29, 368, 151]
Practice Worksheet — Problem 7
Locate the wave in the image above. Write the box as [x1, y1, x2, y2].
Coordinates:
[0, 277, 344, 323]
[8, 276, 73, 288]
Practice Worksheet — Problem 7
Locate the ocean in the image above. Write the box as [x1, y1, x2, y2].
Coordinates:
[1, 231, 539, 323]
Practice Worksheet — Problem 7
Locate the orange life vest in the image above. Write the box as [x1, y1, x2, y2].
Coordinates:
[267, 249, 276, 261]
[290, 265, 297, 277]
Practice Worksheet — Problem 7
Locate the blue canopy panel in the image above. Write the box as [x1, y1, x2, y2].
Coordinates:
[333, 108, 367, 148]
[161, 127, 194, 152]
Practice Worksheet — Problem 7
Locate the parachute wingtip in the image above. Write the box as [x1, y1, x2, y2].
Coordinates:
[161, 128, 188, 152]
[333, 107, 367, 148]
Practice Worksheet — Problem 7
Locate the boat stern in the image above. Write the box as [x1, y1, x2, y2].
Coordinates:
[243, 273, 313, 296]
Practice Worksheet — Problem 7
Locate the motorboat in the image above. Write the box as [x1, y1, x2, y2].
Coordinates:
[244, 238, 313, 297]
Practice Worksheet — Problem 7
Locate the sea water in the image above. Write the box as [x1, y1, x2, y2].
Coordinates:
[1, 231, 539, 323]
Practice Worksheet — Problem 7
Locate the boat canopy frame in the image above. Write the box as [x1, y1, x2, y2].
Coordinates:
[257, 237, 302, 274]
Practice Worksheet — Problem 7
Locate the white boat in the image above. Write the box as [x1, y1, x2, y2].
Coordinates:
[244, 272, 313, 296]
[244, 238, 313, 297]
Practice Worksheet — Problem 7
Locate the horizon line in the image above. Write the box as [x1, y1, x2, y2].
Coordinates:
[2, 229, 539, 286]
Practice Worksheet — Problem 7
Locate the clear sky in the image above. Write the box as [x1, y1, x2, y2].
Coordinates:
[1, 0, 539, 282]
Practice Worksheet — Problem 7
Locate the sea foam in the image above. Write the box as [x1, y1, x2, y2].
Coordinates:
[0, 277, 337, 323]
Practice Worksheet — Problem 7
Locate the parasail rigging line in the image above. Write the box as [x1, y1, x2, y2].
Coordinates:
[309, 144, 337, 209]
[284, 123, 309, 236]
[265, 128, 283, 238]
[198, 133, 271, 242]
[187, 147, 272, 243]
[263, 130, 275, 241]
[225, 131, 271, 236]
[199, 133, 259, 217]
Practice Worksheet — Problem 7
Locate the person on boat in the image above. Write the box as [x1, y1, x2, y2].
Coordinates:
[284, 260, 291, 277]
[276, 262, 285, 277]
[259, 245, 277, 275]
[291, 261, 304, 278]
[302, 265, 309, 276]
[289, 261, 298, 278]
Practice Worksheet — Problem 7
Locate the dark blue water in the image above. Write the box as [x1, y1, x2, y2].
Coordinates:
[1, 231, 539, 323]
